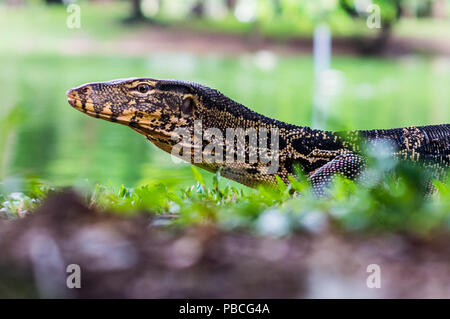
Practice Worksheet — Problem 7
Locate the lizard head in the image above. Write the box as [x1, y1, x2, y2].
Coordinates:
[66, 78, 208, 146]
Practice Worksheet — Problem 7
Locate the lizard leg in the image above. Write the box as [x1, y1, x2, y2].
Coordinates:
[309, 153, 365, 197]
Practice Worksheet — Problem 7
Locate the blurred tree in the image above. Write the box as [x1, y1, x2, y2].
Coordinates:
[124, 0, 162, 23]
[225, 0, 237, 11]
[272, 0, 282, 16]
[339, 0, 402, 54]
[128, 0, 145, 21]
[416, 0, 433, 17]
[191, 0, 205, 18]
[45, 0, 63, 4]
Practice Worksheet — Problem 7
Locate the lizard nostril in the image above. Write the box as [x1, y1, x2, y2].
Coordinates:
[66, 88, 75, 97]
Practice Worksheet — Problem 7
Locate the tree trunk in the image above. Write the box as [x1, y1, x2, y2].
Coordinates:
[191, 1, 205, 18]
[45, 0, 64, 4]
[130, 0, 145, 20]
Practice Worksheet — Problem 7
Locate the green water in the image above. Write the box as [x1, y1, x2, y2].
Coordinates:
[1, 53, 449, 188]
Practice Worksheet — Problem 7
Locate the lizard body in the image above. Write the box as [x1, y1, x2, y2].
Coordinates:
[67, 78, 449, 195]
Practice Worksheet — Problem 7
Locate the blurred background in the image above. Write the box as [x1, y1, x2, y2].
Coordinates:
[1, 0, 449, 190]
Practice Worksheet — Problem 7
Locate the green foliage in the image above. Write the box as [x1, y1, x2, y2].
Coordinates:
[89, 182, 178, 214]
[340, 0, 401, 25]
[1, 160, 449, 238]
[0, 178, 53, 219]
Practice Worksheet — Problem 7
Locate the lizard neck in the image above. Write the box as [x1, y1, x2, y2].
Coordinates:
[196, 88, 302, 133]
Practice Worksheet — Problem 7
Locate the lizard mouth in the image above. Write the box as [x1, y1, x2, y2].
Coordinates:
[66, 93, 117, 122]
[66, 92, 166, 136]
[66, 91, 86, 110]
[66, 95, 78, 108]
[67, 96, 76, 106]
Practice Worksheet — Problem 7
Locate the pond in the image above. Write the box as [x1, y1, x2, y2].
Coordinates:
[1, 53, 449, 189]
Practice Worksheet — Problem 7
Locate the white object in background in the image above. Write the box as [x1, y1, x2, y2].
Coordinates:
[312, 23, 331, 130]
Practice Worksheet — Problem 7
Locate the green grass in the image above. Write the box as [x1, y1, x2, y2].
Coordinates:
[1, 161, 449, 237]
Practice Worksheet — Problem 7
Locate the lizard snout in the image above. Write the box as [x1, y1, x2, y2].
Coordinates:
[66, 88, 79, 107]
[66, 87, 82, 109]
[66, 83, 99, 115]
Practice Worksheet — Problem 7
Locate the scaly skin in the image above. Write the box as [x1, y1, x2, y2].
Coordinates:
[67, 78, 450, 195]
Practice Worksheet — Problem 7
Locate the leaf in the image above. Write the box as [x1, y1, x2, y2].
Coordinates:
[288, 175, 307, 193]
[275, 175, 287, 192]
[213, 168, 222, 191]
[119, 185, 129, 198]
[191, 166, 205, 186]
[432, 179, 449, 197]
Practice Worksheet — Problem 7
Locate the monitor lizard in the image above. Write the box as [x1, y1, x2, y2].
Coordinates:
[67, 78, 449, 196]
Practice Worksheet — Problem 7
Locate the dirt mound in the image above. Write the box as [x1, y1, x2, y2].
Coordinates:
[0, 192, 448, 298]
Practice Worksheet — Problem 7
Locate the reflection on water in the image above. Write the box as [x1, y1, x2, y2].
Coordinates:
[1, 53, 449, 188]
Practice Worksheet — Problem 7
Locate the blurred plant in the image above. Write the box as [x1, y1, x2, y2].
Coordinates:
[3, 154, 447, 237]
[339, 0, 402, 54]
[0, 104, 25, 180]
[0, 178, 53, 219]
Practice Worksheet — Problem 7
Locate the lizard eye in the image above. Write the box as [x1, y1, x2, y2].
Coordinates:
[137, 84, 151, 93]
[181, 97, 194, 116]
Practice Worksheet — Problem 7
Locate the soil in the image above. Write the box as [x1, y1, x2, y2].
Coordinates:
[0, 192, 449, 298]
